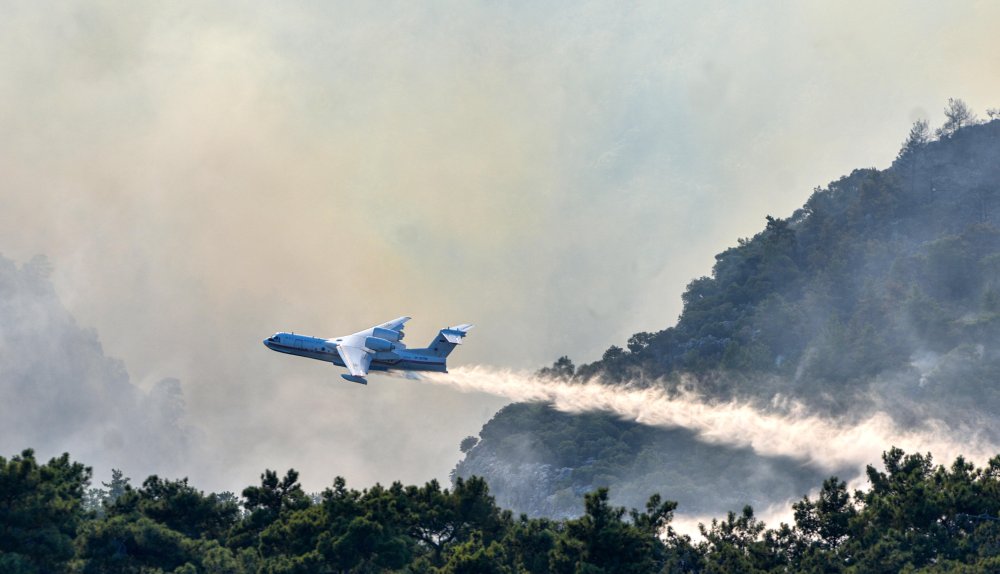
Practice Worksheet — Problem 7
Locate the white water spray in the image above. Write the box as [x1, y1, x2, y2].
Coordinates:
[424, 366, 999, 474]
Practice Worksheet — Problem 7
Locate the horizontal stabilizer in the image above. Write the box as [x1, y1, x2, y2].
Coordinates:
[440, 323, 474, 344]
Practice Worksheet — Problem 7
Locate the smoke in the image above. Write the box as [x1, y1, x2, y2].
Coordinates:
[427, 366, 1000, 479]
[0, 253, 511, 493]
[670, 499, 796, 539]
[0, 255, 200, 481]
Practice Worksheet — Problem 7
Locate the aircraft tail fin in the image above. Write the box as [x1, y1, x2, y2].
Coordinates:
[423, 324, 473, 358]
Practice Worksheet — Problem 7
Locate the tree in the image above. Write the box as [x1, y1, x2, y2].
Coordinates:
[229, 468, 310, 548]
[537, 356, 576, 380]
[629, 493, 678, 539]
[107, 475, 240, 541]
[502, 516, 557, 574]
[936, 98, 979, 138]
[438, 533, 511, 574]
[551, 488, 663, 574]
[0, 450, 91, 572]
[793, 476, 855, 550]
[404, 476, 508, 565]
[75, 514, 193, 574]
[460, 436, 480, 454]
[897, 118, 930, 160]
[698, 506, 770, 573]
[103, 468, 131, 504]
[84, 468, 133, 516]
[602, 345, 626, 362]
[627, 332, 655, 354]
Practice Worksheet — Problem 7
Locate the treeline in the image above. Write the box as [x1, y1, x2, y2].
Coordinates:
[4, 447, 1000, 573]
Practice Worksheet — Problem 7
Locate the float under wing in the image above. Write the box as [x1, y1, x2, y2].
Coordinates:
[337, 345, 372, 385]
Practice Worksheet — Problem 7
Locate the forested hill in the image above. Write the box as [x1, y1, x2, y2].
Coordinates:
[456, 107, 1000, 518]
[582, 115, 1000, 411]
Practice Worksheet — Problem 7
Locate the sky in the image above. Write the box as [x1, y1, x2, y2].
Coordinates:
[1, 1, 999, 493]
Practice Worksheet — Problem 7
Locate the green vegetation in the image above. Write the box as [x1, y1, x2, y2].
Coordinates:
[5, 447, 1000, 572]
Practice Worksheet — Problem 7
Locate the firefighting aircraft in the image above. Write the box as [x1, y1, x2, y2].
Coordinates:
[263, 317, 472, 385]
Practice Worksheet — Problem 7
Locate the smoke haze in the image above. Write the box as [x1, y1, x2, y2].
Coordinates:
[3, 1, 1000, 492]
[0, 255, 197, 481]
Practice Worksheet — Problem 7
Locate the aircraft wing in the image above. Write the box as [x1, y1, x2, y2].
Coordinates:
[336, 345, 372, 379]
[348, 316, 411, 338]
[375, 316, 410, 332]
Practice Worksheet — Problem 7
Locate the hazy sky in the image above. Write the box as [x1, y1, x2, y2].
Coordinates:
[2, 1, 999, 492]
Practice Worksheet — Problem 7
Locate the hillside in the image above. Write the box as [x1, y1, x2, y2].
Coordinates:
[456, 114, 1000, 517]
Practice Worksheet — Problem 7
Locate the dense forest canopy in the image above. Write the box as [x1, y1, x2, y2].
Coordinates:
[5, 446, 1000, 573]
[458, 103, 1000, 519]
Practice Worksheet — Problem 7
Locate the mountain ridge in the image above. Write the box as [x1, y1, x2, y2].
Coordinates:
[456, 115, 1000, 517]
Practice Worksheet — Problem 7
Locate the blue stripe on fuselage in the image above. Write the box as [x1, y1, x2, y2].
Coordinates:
[263, 341, 447, 373]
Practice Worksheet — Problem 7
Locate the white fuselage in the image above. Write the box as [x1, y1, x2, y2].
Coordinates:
[262, 332, 447, 374]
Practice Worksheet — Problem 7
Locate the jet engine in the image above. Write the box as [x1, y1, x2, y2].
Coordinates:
[372, 327, 403, 342]
[364, 336, 394, 352]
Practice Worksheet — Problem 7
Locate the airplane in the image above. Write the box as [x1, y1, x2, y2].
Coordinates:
[262, 316, 473, 385]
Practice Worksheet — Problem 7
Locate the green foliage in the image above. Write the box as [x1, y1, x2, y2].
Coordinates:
[459, 436, 479, 454]
[83, 469, 133, 518]
[0, 449, 91, 573]
[937, 98, 980, 139]
[4, 446, 1000, 572]
[537, 356, 576, 380]
[436, 533, 510, 574]
[792, 477, 854, 550]
[550, 488, 664, 573]
[109, 475, 241, 541]
[229, 469, 310, 549]
[501, 515, 558, 573]
[898, 119, 930, 160]
[76, 514, 193, 573]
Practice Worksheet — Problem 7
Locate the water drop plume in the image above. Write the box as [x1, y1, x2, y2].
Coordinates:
[425, 365, 999, 474]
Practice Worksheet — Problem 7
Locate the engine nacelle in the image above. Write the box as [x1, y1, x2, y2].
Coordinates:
[364, 336, 394, 352]
[372, 327, 403, 342]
